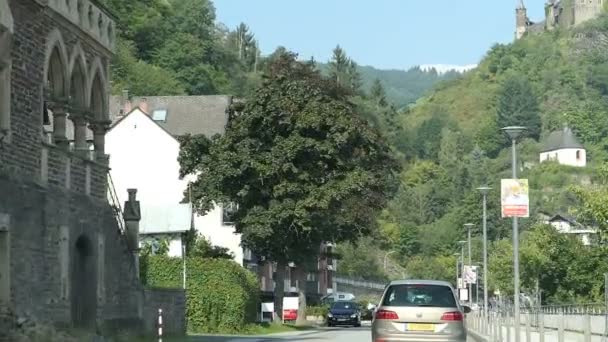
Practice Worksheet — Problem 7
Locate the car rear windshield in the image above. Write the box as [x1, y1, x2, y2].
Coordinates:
[331, 301, 358, 310]
[381, 284, 457, 307]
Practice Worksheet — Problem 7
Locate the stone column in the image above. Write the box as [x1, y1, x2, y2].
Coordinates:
[89, 119, 110, 159]
[69, 109, 89, 152]
[48, 99, 69, 148]
[123, 189, 142, 278]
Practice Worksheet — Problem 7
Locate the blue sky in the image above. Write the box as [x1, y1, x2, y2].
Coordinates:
[214, 0, 547, 70]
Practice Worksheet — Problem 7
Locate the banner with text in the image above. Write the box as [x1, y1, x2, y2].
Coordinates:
[501, 179, 529, 218]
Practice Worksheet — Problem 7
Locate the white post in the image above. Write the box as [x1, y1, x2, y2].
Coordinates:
[525, 312, 531, 342]
[558, 310, 564, 342]
[539, 311, 544, 342]
[158, 308, 163, 342]
[584, 314, 591, 342]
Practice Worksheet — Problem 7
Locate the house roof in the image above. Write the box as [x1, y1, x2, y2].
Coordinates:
[540, 126, 584, 153]
[108, 107, 177, 141]
[109, 95, 233, 138]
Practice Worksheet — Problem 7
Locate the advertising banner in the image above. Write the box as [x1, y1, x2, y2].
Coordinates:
[501, 179, 529, 218]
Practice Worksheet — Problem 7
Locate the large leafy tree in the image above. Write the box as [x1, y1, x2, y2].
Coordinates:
[178, 51, 399, 321]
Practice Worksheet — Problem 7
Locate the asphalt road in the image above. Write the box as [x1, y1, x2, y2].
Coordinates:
[185, 325, 372, 342]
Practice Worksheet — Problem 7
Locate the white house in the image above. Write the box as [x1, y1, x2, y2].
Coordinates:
[106, 94, 246, 265]
[542, 213, 597, 246]
[539, 126, 586, 167]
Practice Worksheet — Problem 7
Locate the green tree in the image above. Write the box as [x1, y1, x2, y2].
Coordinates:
[370, 79, 388, 107]
[496, 75, 541, 141]
[111, 39, 185, 96]
[329, 45, 350, 88]
[178, 51, 399, 321]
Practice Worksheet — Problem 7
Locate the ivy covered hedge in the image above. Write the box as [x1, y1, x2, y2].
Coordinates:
[140, 255, 260, 334]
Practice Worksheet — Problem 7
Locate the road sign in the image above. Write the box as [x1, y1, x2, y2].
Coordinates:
[501, 179, 529, 218]
[464, 266, 477, 284]
[459, 288, 469, 301]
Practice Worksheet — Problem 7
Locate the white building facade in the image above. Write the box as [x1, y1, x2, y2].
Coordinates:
[106, 97, 245, 265]
[539, 127, 586, 167]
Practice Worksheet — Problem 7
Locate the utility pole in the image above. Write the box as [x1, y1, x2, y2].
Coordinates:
[464, 223, 474, 308]
[477, 186, 491, 320]
[502, 126, 526, 342]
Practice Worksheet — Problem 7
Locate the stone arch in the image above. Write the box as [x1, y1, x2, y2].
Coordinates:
[68, 44, 88, 108]
[87, 58, 108, 121]
[43, 30, 69, 142]
[71, 234, 97, 328]
[44, 29, 69, 99]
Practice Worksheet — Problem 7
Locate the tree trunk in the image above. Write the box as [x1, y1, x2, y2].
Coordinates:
[273, 261, 286, 323]
[295, 268, 308, 326]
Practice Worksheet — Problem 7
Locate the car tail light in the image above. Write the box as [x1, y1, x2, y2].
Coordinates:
[441, 311, 464, 321]
[375, 310, 399, 320]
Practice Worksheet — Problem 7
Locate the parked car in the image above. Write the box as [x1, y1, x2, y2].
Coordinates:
[372, 280, 471, 342]
[327, 301, 361, 327]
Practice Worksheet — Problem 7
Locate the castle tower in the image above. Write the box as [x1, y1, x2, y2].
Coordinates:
[516, 0, 529, 40]
[574, 0, 604, 26]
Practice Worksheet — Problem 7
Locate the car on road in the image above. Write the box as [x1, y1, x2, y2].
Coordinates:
[371, 280, 471, 342]
[327, 301, 362, 327]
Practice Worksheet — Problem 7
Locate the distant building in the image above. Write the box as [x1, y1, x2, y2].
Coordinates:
[516, 0, 604, 40]
[541, 213, 597, 246]
[539, 126, 586, 167]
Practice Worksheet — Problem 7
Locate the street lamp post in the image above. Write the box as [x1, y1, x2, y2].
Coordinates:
[464, 223, 474, 307]
[477, 186, 491, 321]
[502, 125, 526, 342]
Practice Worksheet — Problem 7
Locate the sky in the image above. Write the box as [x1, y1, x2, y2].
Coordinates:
[214, 0, 547, 70]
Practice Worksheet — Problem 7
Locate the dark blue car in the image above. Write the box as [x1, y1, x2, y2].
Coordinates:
[327, 301, 361, 327]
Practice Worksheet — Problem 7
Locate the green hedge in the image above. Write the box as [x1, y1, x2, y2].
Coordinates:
[140, 255, 260, 334]
[305, 305, 329, 317]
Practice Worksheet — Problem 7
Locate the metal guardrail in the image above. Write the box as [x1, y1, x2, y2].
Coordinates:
[334, 277, 386, 290]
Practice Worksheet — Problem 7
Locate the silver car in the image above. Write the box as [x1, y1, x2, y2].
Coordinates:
[371, 280, 471, 342]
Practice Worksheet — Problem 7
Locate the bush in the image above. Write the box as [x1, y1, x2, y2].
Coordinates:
[305, 305, 329, 317]
[140, 255, 260, 334]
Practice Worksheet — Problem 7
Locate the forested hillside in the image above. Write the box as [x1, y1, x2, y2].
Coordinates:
[99, 0, 608, 305]
[372, 13, 608, 304]
[316, 61, 463, 108]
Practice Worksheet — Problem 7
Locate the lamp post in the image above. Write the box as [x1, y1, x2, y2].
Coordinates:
[501, 125, 526, 342]
[477, 186, 491, 321]
[464, 223, 474, 307]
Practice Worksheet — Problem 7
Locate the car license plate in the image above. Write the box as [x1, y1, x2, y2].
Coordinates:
[407, 323, 435, 332]
[338, 318, 347, 321]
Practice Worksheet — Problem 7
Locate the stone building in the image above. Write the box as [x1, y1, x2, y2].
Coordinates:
[516, 0, 604, 40]
[0, 0, 184, 337]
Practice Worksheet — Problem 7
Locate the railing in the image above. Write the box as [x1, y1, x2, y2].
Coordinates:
[468, 306, 608, 342]
[106, 172, 125, 234]
[334, 276, 386, 290]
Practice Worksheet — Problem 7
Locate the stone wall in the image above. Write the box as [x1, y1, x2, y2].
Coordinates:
[143, 288, 186, 336]
[0, 175, 143, 327]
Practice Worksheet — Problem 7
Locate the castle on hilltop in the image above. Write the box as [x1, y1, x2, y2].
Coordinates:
[516, 0, 604, 40]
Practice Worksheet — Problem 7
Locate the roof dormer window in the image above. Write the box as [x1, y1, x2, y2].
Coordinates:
[152, 109, 167, 122]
